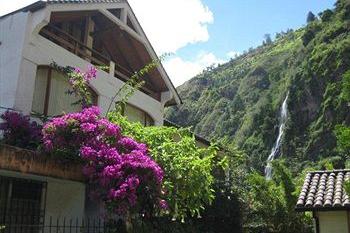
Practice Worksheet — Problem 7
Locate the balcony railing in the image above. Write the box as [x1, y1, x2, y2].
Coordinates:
[40, 24, 132, 78]
[40, 24, 159, 99]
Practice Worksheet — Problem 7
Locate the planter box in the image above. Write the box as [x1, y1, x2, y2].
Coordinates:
[0, 144, 84, 182]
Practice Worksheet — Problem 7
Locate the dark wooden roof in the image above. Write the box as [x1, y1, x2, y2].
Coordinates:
[296, 170, 350, 211]
[0, 0, 182, 106]
[48, 0, 122, 3]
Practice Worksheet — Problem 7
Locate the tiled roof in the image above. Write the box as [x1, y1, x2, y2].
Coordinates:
[47, 0, 122, 3]
[296, 170, 350, 211]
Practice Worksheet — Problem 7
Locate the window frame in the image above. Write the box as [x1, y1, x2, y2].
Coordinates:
[0, 176, 47, 230]
[120, 102, 155, 126]
[33, 65, 98, 117]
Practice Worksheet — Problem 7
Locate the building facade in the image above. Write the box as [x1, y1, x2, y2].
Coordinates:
[0, 0, 180, 231]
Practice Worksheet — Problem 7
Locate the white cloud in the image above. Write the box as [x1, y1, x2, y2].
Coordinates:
[129, 0, 213, 54]
[227, 50, 241, 58]
[164, 52, 225, 87]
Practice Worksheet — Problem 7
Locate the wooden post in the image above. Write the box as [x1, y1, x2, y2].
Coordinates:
[84, 16, 95, 60]
[109, 61, 115, 77]
[125, 211, 133, 233]
[120, 8, 128, 24]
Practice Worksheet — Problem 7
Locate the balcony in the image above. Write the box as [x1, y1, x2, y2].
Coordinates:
[38, 10, 170, 101]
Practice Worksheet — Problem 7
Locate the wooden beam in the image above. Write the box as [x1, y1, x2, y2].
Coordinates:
[120, 8, 128, 23]
[98, 9, 146, 45]
[127, 36, 161, 91]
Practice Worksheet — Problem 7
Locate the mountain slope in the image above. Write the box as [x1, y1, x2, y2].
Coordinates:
[166, 0, 350, 171]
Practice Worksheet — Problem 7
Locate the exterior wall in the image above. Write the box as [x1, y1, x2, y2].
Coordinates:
[0, 169, 86, 221]
[0, 4, 178, 221]
[0, 12, 29, 111]
[317, 211, 349, 233]
[1, 9, 166, 125]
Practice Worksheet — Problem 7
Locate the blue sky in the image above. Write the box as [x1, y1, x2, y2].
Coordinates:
[160, 0, 337, 86]
[1, 0, 336, 86]
[177, 0, 336, 60]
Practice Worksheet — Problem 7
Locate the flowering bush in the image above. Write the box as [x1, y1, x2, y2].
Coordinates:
[51, 63, 98, 108]
[109, 112, 217, 221]
[0, 111, 42, 149]
[67, 65, 97, 107]
[43, 106, 166, 215]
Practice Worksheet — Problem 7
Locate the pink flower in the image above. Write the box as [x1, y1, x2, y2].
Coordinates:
[41, 106, 165, 216]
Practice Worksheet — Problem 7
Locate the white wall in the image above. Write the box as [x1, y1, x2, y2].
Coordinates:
[318, 211, 349, 233]
[0, 169, 86, 221]
[23, 34, 164, 124]
[0, 12, 29, 110]
[1, 8, 166, 125]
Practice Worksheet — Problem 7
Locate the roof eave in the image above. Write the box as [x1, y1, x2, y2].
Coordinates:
[0, 1, 46, 19]
[295, 206, 350, 212]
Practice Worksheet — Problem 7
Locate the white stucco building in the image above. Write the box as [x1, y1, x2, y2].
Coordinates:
[0, 0, 181, 231]
[296, 170, 350, 233]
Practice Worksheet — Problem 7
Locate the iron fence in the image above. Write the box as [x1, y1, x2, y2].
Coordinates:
[0, 217, 116, 233]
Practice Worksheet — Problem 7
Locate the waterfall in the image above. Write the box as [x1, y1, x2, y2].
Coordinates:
[265, 93, 288, 179]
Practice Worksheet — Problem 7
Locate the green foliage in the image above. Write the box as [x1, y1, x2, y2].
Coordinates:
[335, 124, 350, 158]
[245, 161, 312, 233]
[344, 180, 350, 196]
[108, 112, 219, 221]
[319, 9, 334, 22]
[106, 54, 168, 115]
[341, 70, 350, 101]
[166, 0, 350, 170]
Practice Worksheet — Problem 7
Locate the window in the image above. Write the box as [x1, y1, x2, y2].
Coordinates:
[32, 66, 98, 116]
[122, 103, 154, 126]
[0, 176, 47, 233]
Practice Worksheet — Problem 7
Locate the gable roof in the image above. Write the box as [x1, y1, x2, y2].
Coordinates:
[0, 0, 182, 106]
[48, 0, 122, 3]
[296, 169, 350, 211]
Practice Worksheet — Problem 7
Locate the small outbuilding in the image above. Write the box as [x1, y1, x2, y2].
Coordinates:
[296, 169, 350, 233]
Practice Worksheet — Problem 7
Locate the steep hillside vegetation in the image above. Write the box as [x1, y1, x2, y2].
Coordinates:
[166, 0, 350, 171]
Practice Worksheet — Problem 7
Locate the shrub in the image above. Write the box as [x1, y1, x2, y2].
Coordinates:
[108, 112, 217, 221]
[0, 111, 42, 149]
[42, 106, 166, 216]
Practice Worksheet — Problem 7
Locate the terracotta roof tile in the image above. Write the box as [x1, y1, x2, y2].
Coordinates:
[296, 170, 350, 211]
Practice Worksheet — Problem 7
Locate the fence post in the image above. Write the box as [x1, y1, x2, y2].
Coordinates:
[125, 212, 133, 233]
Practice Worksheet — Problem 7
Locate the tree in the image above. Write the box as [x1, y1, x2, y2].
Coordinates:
[263, 34, 272, 45]
[319, 9, 333, 22]
[245, 161, 313, 233]
[306, 11, 316, 23]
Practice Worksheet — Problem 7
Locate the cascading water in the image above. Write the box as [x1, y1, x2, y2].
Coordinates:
[265, 93, 288, 179]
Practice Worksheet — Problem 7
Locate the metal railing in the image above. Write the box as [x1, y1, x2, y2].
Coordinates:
[0, 217, 115, 233]
[39, 24, 159, 100]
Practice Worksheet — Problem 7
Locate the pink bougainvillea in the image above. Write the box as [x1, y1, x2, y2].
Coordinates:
[42, 106, 165, 215]
[0, 110, 42, 149]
